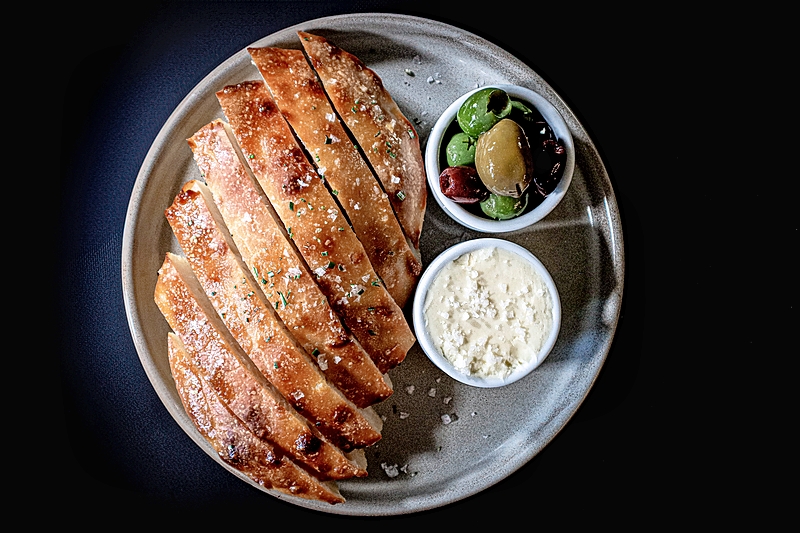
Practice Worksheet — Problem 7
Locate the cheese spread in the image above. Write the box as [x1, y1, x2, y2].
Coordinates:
[423, 246, 553, 379]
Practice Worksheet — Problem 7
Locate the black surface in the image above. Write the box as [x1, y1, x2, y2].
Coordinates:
[55, 0, 787, 525]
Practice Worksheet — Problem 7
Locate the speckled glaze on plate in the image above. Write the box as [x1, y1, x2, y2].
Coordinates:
[122, 13, 623, 516]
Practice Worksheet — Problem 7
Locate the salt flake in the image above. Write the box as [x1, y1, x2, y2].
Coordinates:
[381, 463, 400, 478]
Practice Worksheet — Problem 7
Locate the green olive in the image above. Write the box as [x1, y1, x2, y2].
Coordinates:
[480, 193, 528, 220]
[445, 132, 477, 167]
[474, 118, 533, 198]
[456, 88, 513, 138]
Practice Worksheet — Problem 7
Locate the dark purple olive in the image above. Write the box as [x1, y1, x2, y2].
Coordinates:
[439, 165, 490, 204]
[533, 139, 566, 196]
[526, 121, 555, 147]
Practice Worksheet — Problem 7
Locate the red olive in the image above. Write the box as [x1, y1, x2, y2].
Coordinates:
[439, 165, 490, 204]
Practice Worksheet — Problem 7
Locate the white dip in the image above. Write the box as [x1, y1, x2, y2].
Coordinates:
[423, 246, 554, 379]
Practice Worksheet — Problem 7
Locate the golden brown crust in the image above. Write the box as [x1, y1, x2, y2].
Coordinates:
[248, 46, 422, 308]
[216, 81, 415, 374]
[297, 31, 427, 249]
[187, 120, 393, 407]
[168, 333, 346, 504]
[154, 252, 367, 480]
[165, 180, 382, 450]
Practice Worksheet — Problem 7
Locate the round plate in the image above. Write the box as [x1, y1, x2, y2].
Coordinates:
[121, 13, 623, 516]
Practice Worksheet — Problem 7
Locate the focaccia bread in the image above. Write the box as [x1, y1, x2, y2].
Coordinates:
[168, 333, 346, 504]
[216, 80, 415, 374]
[248, 46, 422, 309]
[165, 180, 382, 451]
[187, 120, 392, 408]
[154, 252, 367, 480]
[297, 31, 427, 249]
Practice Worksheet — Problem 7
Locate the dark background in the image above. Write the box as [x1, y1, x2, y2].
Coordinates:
[55, 0, 790, 525]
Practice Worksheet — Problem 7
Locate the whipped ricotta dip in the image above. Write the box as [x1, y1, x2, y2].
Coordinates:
[423, 246, 554, 380]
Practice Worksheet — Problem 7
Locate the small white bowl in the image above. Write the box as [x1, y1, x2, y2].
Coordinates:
[424, 84, 575, 232]
[412, 238, 561, 388]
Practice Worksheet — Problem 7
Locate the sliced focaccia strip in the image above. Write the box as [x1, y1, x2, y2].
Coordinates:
[187, 120, 392, 408]
[297, 31, 426, 249]
[168, 333, 346, 504]
[216, 81, 415, 374]
[248, 46, 422, 308]
[165, 180, 382, 450]
[154, 252, 367, 480]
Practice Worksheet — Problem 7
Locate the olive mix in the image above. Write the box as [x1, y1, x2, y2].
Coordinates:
[438, 88, 567, 220]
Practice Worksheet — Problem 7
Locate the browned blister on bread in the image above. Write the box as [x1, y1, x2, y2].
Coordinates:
[154, 252, 367, 480]
[297, 31, 427, 249]
[168, 333, 346, 504]
[216, 81, 415, 374]
[165, 180, 382, 450]
[248, 47, 422, 308]
[187, 120, 392, 408]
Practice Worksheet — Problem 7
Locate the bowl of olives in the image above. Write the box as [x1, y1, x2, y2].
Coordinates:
[425, 85, 574, 232]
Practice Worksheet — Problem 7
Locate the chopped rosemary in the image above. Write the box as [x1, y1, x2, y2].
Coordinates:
[278, 291, 289, 308]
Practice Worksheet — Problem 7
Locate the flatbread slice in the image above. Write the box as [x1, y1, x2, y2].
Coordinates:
[154, 252, 367, 480]
[297, 31, 427, 249]
[165, 179, 382, 450]
[248, 46, 421, 308]
[216, 81, 415, 374]
[187, 119, 392, 407]
[168, 333, 346, 504]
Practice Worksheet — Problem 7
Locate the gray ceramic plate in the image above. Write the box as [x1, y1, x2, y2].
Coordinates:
[122, 13, 623, 516]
